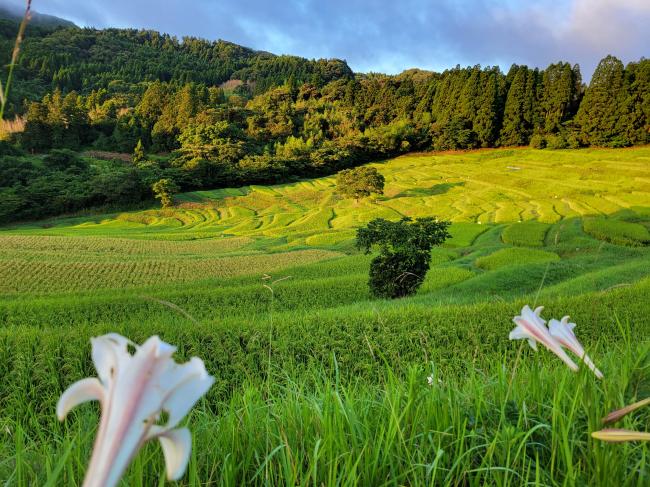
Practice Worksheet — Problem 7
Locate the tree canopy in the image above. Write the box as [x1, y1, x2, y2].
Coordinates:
[357, 217, 451, 299]
[336, 166, 385, 201]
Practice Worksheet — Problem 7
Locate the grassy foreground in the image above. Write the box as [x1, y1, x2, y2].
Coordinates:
[1, 147, 649, 485]
[3, 338, 648, 486]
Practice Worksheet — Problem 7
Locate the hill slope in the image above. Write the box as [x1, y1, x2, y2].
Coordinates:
[0, 10, 352, 99]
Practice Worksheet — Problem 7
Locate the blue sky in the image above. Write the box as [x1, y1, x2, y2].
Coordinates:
[7, 0, 650, 79]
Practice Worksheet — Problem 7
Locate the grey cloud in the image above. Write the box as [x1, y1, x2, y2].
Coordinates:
[4, 0, 649, 79]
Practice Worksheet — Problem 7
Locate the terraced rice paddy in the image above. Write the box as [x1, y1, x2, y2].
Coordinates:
[8, 147, 649, 247]
[2, 147, 648, 298]
[2, 147, 649, 485]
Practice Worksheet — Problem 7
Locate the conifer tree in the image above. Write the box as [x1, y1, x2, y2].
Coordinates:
[474, 71, 501, 147]
[133, 139, 145, 163]
[499, 66, 540, 145]
[575, 55, 628, 146]
[619, 59, 650, 145]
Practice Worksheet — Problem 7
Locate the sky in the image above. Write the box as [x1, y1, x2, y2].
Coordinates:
[5, 0, 650, 79]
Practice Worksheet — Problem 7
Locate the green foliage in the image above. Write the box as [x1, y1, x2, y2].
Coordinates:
[1, 149, 650, 484]
[583, 218, 650, 247]
[0, 150, 176, 222]
[335, 166, 385, 201]
[540, 62, 582, 133]
[431, 116, 476, 150]
[1, 19, 352, 100]
[575, 56, 650, 147]
[42, 149, 87, 172]
[132, 138, 145, 163]
[1, 320, 648, 485]
[357, 217, 451, 298]
[545, 133, 570, 149]
[152, 178, 178, 208]
[499, 65, 541, 146]
[529, 134, 546, 149]
[0, 19, 647, 226]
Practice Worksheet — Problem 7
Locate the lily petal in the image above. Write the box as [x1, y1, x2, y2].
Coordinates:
[591, 428, 650, 442]
[141, 335, 176, 360]
[549, 317, 603, 379]
[59, 333, 214, 487]
[510, 305, 579, 372]
[159, 359, 214, 429]
[56, 378, 104, 421]
[158, 428, 192, 480]
[91, 334, 131, 385]
[508, 325, 528, 340]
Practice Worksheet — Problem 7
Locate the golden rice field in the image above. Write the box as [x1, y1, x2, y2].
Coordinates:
[1, 147, 649, 296]
[8, 147, 649, 243]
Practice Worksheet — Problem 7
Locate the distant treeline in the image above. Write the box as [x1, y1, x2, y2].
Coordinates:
[0, 14, 648, 224]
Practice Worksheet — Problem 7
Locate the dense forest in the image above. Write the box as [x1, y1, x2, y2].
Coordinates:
[0, 10, 648, 223]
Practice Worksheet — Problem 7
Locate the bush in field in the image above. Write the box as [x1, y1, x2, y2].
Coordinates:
[152, 178, 178, 208]
[502, 221, 550, 247]
[583, 218, 650, 246]
[357, 217, 450, 298]
[43, 149, 88, 173]
[546, 134, 569, 149]
[336, 166, 385, 201]
[529, 134, 546, 149]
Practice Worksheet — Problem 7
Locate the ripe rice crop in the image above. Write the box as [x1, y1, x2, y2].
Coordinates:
[0, 249, 341, 294]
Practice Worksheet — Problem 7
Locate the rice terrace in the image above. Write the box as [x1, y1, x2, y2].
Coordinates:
[1, 1, 649, 486]
[2, 148, 650, 296]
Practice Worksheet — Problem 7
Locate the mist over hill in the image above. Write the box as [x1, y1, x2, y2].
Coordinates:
[0, 4, 75, 29]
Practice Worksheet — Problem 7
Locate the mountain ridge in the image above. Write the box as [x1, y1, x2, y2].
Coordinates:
[0, 4, 76, 29]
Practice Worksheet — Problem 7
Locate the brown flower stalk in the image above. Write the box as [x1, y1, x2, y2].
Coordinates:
[0, 0, 33, 120]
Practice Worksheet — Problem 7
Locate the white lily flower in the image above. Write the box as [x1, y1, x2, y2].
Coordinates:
[57, 333, 214, 487]
[509, 305, 579, 372]
[549, 316, 603, 379]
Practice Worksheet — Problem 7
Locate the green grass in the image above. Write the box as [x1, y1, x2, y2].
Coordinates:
[1, 147, 649, 485]
[583, 217, 650, 247]
[6, 147, 650, 244]
[3, 339, 648, 486]
[475, 247, 560, 270]
[501, 221, 551, 247]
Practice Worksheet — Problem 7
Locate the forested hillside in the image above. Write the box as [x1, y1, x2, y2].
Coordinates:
[0, 11, 648, 224]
